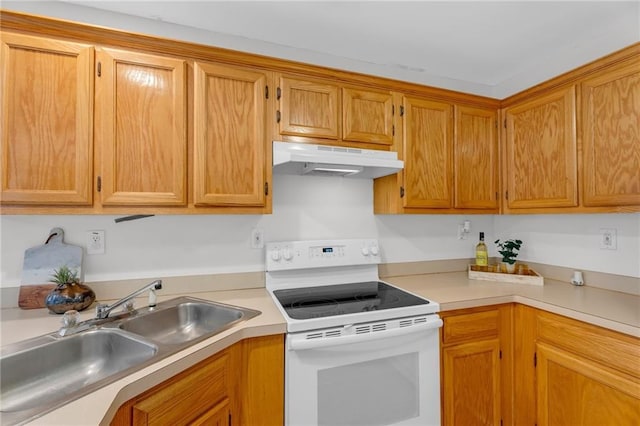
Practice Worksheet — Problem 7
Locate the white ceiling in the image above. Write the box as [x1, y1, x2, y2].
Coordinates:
[6, 1, 640, 98]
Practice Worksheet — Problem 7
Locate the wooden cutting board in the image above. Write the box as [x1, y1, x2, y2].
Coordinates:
[19, 228, 84, 309]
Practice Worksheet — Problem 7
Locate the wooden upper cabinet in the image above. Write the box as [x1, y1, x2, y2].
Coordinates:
[96, 48, 187, 206]
[342, 88, 393, 145]
[402, 97, 453, 208]
[278, 76, 339, 139]
[193, 62, 267, 206]
[0, 32, 93, 205]
[504, 86, 577, 209]
[454, 106, 499, 210]
[581, 59, 640, 207]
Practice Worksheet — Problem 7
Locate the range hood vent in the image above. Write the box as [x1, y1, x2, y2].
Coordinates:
[273, 141, 403, 179]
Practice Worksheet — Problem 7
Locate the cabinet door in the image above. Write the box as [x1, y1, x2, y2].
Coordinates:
[96, 48, 187, 206]
[504, 86, 577, 209]
[581, 60, 640, 207]
[342, 88, 393, 145]
[278, 76, 339, 139]
[536, 342, 640, 426]
[193, 62, 267, 206]
[402, 97, 453, 208]
[0, 32, 93, 205]
[454, 106, 499, 209]
[442, 339, 501, 426]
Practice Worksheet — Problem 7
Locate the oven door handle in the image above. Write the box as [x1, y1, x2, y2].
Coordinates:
[288, 316, 443, 351]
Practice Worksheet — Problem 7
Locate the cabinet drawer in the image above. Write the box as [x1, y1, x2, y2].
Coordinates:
[536, 311, 640, 378]
[442, 309, 499, 345]
[132, 352, 230, 425]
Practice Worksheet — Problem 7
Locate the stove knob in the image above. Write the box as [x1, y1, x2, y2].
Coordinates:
[283, 248, 293, 260]
[370, 245, 379, 256]
[361, 246, 370, 256]
[270, 250, 281, 261]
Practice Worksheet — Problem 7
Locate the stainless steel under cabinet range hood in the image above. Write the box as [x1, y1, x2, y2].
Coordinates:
[273, 141, 403, 179]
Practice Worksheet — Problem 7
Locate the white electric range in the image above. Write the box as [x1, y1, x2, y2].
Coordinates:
[266, 239, 442, 426]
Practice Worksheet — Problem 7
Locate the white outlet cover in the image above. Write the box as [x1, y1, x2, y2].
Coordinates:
[599, 228, 617, 250]
[87, 230, 105, 255]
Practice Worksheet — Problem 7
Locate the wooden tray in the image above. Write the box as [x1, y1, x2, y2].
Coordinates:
[468, 264, 544, 286]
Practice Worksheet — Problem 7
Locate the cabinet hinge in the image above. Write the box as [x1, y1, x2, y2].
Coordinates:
[265, 85, 269, 99]
[392, 104, 395, 115]
[500, 420, 503, 426]
[505, 191, 509, 201]
[503, 118, 507, 129]
[97, 176, 102, 192]
[400, 105, 405, 117]
[495, 119, 498, 129]
[97, 62, 101, 77]
[499, 350, 502, 359]
[276, 86, 281, 100]
[228, 413, 232, 426]
[400, 186, 405, 198]
[392, 125, 395, 136]
[265, 182, 269, 196]
[276, 110, 281, 123]
[534, 352, 537, 367]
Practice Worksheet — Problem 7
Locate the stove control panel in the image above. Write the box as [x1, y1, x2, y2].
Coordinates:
[266, 239, 380, 271]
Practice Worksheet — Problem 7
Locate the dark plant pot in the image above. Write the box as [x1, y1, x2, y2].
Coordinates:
[45, 282, 96, 314]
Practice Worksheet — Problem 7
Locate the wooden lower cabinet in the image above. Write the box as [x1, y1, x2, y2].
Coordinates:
[514, 305, 640, 426]
[111, 334, 283, 426]
[440, 304, 513, 426]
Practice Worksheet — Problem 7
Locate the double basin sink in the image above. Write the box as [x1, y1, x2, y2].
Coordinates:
[0, 296, 260, 425]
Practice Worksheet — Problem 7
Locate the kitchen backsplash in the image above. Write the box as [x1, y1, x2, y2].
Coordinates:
[1, 175, 638, 289]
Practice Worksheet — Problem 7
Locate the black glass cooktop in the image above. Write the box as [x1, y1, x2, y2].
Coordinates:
[273, 281, 430, 320]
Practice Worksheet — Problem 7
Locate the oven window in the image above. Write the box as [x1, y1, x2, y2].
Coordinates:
[317, 352, 419, 426]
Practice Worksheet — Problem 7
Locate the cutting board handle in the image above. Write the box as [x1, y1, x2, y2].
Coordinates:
[44, 227, 64, 245]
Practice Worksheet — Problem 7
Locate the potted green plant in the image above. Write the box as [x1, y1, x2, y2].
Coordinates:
[44, 265, 96, 314]
[494, 239, 523, 273]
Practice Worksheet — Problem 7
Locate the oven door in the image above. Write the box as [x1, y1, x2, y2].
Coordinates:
[285, 315, 442, 426]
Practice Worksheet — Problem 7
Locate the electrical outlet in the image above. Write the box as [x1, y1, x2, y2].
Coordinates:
[599, 228, 617, 250]
[251, 228, 264, 249]
[87, 230, 105, 255]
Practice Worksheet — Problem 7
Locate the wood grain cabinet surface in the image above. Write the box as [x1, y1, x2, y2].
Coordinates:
[193, 62, 268, 207]
[95, 48, 187, 206]
[581, 58, 640, 208]
[440, 305, 513, 426]
[513, 305, 640, 426]
[112, 334, 284, 426]
[0, 32, 94, 206]
[277, 76, 340, 140]
[276, 76, 395, 147]
[1, 13, 637, 215]
[342, 87, 394, 146]
[374, 99, 499, 214]
[453, 106, 499, 210]
[504, 86, 578, 210]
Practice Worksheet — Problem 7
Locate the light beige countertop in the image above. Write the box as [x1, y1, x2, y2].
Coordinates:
[1, 271, 638, 425]
[385, 272, 640, 337]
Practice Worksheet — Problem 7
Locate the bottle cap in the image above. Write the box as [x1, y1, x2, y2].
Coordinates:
[479, 232, 485, 240]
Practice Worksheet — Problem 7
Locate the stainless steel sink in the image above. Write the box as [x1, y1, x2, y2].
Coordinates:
[0, 296, 260, 425]
[118, 297, 260, 345]
[1, 329, 157, 423]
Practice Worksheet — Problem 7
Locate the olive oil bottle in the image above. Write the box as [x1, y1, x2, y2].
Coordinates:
[475, 232, 488, 271]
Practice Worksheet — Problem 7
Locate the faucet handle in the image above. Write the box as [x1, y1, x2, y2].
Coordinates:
[122, 300, 135, 313]
[61, 310, 80, 328]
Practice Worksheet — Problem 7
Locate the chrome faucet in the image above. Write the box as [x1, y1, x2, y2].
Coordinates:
[95, 280, 162, 319]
